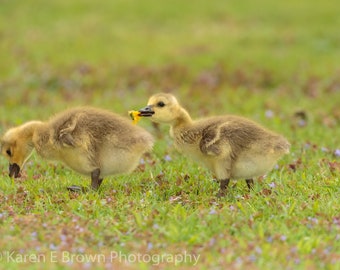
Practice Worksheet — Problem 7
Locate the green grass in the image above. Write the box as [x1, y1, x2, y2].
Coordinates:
[0, 0, 340, 269]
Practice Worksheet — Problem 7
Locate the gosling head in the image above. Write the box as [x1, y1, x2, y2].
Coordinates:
[139, 93, 184, 124]
[0, 121, 41, 178]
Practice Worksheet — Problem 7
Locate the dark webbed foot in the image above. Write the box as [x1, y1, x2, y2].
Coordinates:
[67, 169, 104, 192]
[217, 179, 230, 197]
[246, 179, 254, 190]
[91, 168, 103, 191]
[67, 185, 88, 193]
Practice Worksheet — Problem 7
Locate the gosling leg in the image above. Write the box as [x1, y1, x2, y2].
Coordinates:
[67, 169, 103, 192]
[246, 179, 254, 190]
[91, 168, 103, 191]
[217, 178, 230, 197]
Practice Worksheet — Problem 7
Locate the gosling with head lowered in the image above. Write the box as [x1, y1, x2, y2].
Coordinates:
[1, 107, 154, 191]
[138, 93, 289, 196]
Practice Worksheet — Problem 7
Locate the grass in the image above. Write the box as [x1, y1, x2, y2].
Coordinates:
[0, 0, 340, 269]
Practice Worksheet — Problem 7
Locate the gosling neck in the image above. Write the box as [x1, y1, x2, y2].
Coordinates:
[20, 121, 44, 139]
[22, 121, 45, 146]
[18, 121, 45, 167]
[171, 107, 193, 130]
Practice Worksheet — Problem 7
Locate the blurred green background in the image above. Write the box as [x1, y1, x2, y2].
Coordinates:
[1, 0, 339, 121]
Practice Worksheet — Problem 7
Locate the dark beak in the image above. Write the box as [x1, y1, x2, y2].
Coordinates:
[9, 163, 21, 178]
[138, 105, 155, 117]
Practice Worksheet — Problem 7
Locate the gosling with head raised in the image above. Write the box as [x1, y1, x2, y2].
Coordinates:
[138, 93, 290, 196]
[1, 107, 154, 191]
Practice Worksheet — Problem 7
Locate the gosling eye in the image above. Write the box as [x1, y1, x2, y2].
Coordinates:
[6, 149, 12, 157]
[157, 101, 165, 107]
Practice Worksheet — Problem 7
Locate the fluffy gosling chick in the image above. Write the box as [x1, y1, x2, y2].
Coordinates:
[1, 107, 154, 191]
[139, 93, 290, 196]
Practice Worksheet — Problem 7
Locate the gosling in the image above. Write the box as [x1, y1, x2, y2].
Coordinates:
[138, 93, 290, 196]
[1, 107, 154, 191]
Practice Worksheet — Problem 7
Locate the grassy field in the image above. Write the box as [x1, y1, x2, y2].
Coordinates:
[0, 0, 340, 269]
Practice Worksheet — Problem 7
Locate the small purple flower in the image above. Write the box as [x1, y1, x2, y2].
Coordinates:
[266, 236, 273, 243]
[139, 158, 145, 164]
[308, 216, 318, 224]
[290, 247, 298, 254]
[209, 208, 217, 215]
[164, 155, 172, 161]
[268, 182, 276, 188]
[323, 246, 332, 255]
[209, 237, 216, 246]
[31, 231, 38, 240]
[147, 242, 153, 250]
[105, 263, 113, 269]
[255, 246, 262, 254]
[280, 235, 287, 242]
[298, 119, 306, 127]
[334, 149, 340, 157]
[83, 262, 92, 269]
[304, 143, 311, 150]
[49, 243, 57, 250]
[249, 254, 257, 262]
[321, 147, 329, 153]
[332, 218, 340, 226]
[265, 110, 274, 118]
[60, 234, 67, 242]
[235, 257, 243, 266]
